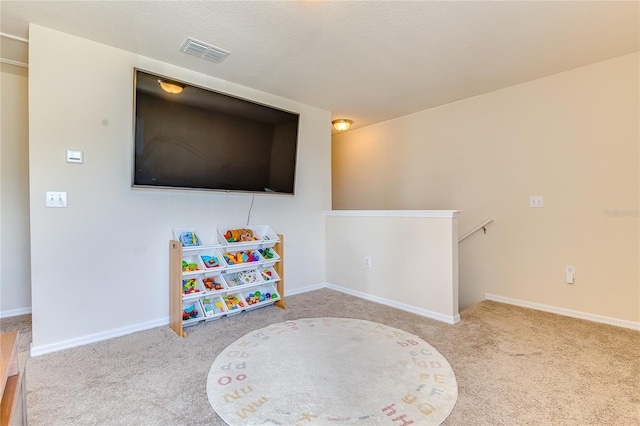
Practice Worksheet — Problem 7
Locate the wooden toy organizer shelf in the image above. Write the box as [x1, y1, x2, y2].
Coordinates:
[169, 233, 285, 338]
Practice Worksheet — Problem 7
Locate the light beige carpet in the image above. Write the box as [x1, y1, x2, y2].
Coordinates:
[207, 318, 457, 425]
[11, 289, 640, 425]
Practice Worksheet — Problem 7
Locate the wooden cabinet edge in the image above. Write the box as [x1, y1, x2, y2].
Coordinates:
[274, 234, 286, 310]
[0, 331, 26, 426]
[169, 241, 186, 338]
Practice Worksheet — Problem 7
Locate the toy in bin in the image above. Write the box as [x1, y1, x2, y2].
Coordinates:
[182, 260, 200, 272]
[180, 232, 201, 247]
[182, 303, 199, 321]
[202, 298, 224, 316]
[182, 278, 201, 295]
[201, 255, 221, 269]
[223, 250, 259, 265]
[223, 295, 245, 310]
[259, 247, 275, 259]
[261, 270, 274, 281]
[238, 270, 259, 283]
[224, 228, 259, 243]
[246, 291, 278, 305]
[203, 276, 224, 291]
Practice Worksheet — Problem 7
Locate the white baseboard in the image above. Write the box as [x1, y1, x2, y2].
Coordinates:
[485, 293, 640, 331]
[30, 284, 461, 356]
[324, 283, 460, 325]
[0, 307, 32, 318]
[285, 283, 327, 297]
[30, 317, 169, 357]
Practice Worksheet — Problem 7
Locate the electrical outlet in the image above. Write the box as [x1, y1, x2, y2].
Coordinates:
[529, 196, 544, 208]
[365, 256, 372, 269]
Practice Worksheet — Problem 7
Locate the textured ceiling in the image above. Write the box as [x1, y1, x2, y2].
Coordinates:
[1, 1, 638, 132]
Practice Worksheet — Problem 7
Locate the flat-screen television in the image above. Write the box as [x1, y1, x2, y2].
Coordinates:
[132, 69, 299, 194]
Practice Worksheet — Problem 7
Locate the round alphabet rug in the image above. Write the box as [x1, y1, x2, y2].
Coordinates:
[207, 318, 457, 425]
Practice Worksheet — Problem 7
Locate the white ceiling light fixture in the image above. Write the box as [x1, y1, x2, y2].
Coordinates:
[180, 37, 230, 63]
[158, 79, 184, 94]
[332, 119, 353, 131]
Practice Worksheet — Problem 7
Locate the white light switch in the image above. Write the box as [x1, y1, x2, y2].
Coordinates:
[45, 191, 67, 208]
[529, 196, 544, 208]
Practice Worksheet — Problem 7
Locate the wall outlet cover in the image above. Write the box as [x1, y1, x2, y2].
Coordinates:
[529, 195, 544, 208]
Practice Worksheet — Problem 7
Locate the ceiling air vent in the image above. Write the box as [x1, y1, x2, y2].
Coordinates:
[180, 37, 230, 63]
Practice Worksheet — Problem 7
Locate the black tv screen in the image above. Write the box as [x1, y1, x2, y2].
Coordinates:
[132, 69, 299, 194]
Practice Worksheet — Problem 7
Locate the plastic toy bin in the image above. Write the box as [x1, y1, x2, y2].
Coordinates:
[258, 266, 280, 283]
[252, 225, 279, 247]
[243, 284, 280, 310]
[221, 249, 264, 268]
[258, 247, 280, 267]
[201, 295, 226, 318]
[202, 273, 227, 293]
[199, 249, 226, 270]
[224, 269, 264, 288]
[173, 227, 202, 247]
[222, 293, 246, 315]
[217, 226, 262, 246]
[181, 255, 204, 274]
[182, 299, 204, 326]
[182, 277, 205, 299]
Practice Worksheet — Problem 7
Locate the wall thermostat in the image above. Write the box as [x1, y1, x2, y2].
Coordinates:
[66, 149, 83, 163]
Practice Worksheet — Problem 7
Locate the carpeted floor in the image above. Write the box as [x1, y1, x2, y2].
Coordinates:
[0, 312, 32, 353]
[6, 288, 640, 425]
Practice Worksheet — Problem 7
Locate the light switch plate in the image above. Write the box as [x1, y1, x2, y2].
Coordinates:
[45, 191, 67, 208]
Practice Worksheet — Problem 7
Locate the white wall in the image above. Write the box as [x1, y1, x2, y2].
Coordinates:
[326, 211, 459, 324]
[0, 64, 32, 317]
[333, 53, 639, 327]
[28, 25, 331, 354]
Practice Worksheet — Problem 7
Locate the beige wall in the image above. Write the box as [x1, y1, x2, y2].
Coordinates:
[0, 64, 31, 316]
[326, 211, 459, 323]
[29, 25, 331, 354]
[333, 52, 639, 326]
